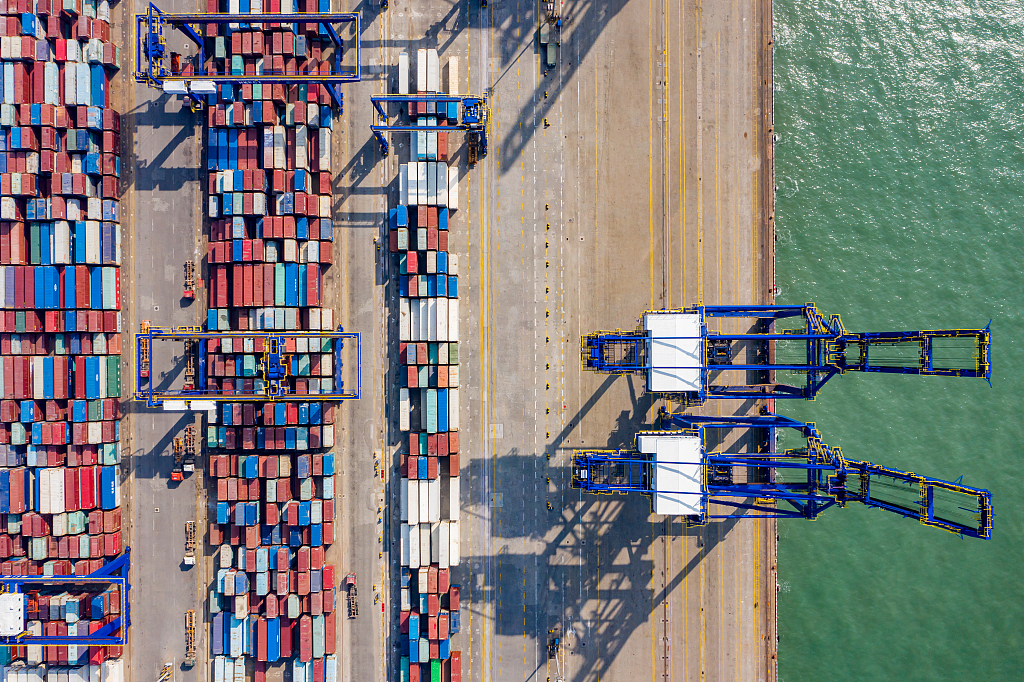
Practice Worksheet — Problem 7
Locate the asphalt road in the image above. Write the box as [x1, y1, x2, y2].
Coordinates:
[344, 0, 778, 681]
[121, 0, 206, 679]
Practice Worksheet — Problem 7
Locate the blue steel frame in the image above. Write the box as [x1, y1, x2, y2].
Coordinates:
[134, 328, 361, 406]
[134, 4, 360, 108]
[571, 415, 992, 538]
[369, 94, 488, 157]
[582, 304, 992, 401]
[0, 549, 131, 645]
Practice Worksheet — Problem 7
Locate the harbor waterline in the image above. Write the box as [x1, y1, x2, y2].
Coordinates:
[774, 0, 1024, 680]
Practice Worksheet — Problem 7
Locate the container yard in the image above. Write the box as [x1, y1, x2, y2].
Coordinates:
[4, 0, 802, 681]
[0, 0, 129, 673]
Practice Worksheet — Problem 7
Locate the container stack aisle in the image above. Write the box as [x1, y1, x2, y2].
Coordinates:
[0, 0, 127, 664]
[200, 3, 343, 681]
[392, 48, 463, 682]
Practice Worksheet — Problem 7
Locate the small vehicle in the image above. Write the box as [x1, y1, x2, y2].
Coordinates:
[139, 321, 152, 379]
[184, 521, 196, 566]
[171, 437, 184, 482]
[548, 636, 560, 659]
[345, 573, 358, 619]
[183, 261, 195, 300]
[183, 610, 196, 667]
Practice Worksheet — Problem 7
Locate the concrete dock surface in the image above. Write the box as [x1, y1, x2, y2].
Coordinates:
[123, 0, 776, 680]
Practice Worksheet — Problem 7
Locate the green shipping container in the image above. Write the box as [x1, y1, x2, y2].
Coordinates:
[449, 342, 459, 365]
[87, 399, 101, 421]
[15, 311, 25, 333]
[243, 355, 257, 377]
[106, 356, 121, 397]
[428, 343, 439, 365]
[430, 659, 441, 682]
[399, 657, 409, 682]
[29, 222, 41, 264]
[275, 264, 286, 306]
[215, 36, 226, 58]
[208, 426, 218, 448]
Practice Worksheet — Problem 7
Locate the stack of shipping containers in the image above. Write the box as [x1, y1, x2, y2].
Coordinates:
[393, 48, 462, 682]
[0, 0, 126, 669]
[201, 2, 340, 681]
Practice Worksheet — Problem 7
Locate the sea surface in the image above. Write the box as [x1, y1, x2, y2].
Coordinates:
[773, 1, 1023, 680]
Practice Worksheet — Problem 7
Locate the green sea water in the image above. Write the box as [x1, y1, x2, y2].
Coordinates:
[773, 1, 1024, 680]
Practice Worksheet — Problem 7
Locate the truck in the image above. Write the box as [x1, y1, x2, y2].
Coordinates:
[171, 437, 184, 482]
[184, 610, 196, 667]
[182, 339, 196, 390]
[139, 320, 151, 378]
[183, 424, 197, 473]
[183, 261, 196, 300]
[184, 520, 196, 566]
[546, 41, 557, 69]
[345, 573, 358, 619]
[540, 21, 550, 46]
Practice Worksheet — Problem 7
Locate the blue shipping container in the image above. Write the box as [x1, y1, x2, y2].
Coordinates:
[100, 466, 117, 510]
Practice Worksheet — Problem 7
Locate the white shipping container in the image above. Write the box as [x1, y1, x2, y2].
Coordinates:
[430, 521, 440, 564]
[428, 477, 441, 523]
[449, 388, 460, 431]
[52, 469, 65, 513]
[407, 162, 418, 205]
[273, 126, 286, 168]
[399, 299, 411, 341]
[296, 125, 309, 169]
[449, 253, 459, 276]
[399, 477, 407, 520]
[418, 479, 429, 522]
[416, 48, 427, 92]
[398, 51, 410, 94]
[321, 308, 334, 331]
[448, 163, 459, 210]
[44, 62, 59, 106]
[418, 162, 428, 205]
[86, 221, 101, 263]
[407, 475, 419, 525]
[400, 523, 410, 567]
[448, 476, 460, 521]
[319, 128, 332, 172]
[427, 162, 437, 204]
[419, 522, 430, 564]
[76, 63, 91, 106]
[408, 523, 420, 569]
[100, 660, 124, 682]
[32, 357, 43, 399]
[449, 298, 460, 342]
[437, 163, 448, 206]
[437, 298, 448, 341]
[449, 520, 461, 566]
[447, 55, 459, 95]
[439, 520, 450, 568]
[399, 164, 409, 205]
[427, 49, 440, 92]
[428, 298, 437, 342]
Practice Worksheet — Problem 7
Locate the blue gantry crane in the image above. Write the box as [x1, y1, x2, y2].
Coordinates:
[370, 94, 489, 158]
[570, 413, 992, 538]
[134, 327, 360, 407]
[0, 550, 131, 645]
[583, 304, 991, 403]
[134, 3, 361, 109]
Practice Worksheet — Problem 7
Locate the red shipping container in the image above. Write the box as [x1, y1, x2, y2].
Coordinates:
[448, 585, 459, 611]
[298, 615, 312, 662]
